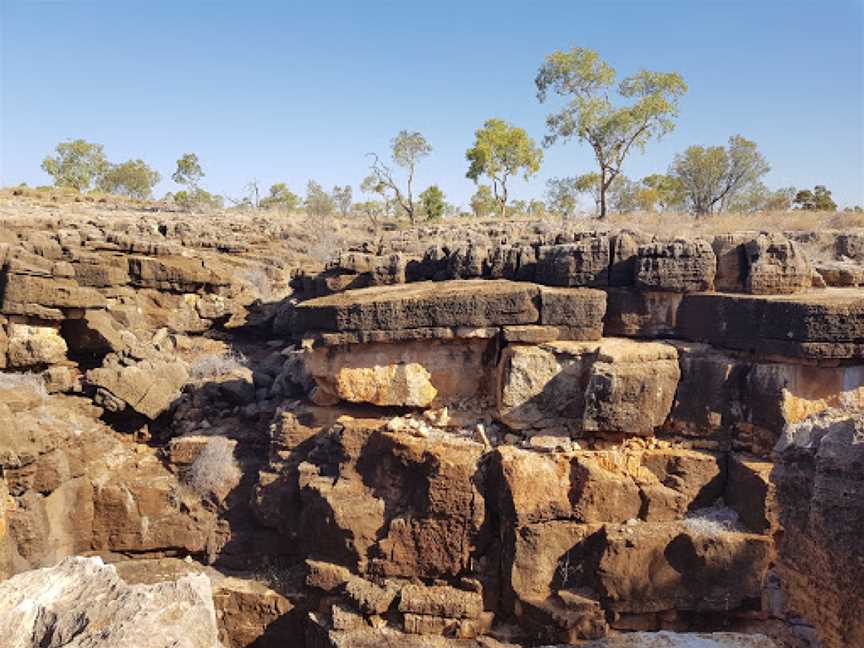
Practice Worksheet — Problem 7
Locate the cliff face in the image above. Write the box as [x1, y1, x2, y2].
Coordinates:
[0, 207, 862, 648]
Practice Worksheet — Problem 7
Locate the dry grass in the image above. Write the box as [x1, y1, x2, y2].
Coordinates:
[566, 209, 864, 238]
[184, 436, 241, 498]
[681, 503, 742, 536]
[243, 269, 275, 301]
[188, 350, 247, 381]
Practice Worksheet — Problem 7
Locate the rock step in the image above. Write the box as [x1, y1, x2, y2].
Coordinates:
[291, 280, 606, 338]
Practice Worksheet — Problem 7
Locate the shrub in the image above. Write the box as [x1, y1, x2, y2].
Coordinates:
[243, 269, 274, 301]
[188, 351, 247, 381]
[184, 436, 241, 498]
[682, 503, 741, 536]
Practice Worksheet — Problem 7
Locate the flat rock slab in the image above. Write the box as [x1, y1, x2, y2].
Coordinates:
[581, 631, 778, 647]
[678, 288, 864, 359]
[291, 279, 606, 338]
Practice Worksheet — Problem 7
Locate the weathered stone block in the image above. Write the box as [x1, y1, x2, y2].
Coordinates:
[291, 280, 540, 333]
[306, 338, 494, 408]
[536, 237, 610, 287]
[635, 239, 716, 292]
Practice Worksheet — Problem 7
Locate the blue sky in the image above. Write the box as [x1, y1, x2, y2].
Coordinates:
[1, 0, 862, 208]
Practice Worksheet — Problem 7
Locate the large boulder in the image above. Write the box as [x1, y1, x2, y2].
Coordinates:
[0, 556, 221, 648]
[713, 233, 811, 294]
[496, 338, 680, 434]
[5, 322, 68, 367]
[86, 356, 188, 419]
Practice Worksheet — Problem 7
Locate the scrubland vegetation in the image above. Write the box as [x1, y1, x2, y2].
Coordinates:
[10, 47, 862, 223]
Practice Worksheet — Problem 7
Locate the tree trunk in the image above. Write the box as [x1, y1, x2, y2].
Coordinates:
[599, 170, 607, 219]
[500, 182, 508, 219]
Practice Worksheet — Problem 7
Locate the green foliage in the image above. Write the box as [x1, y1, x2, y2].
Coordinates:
[41, 139, 109, 191]
[671, 135, 770, 215]
[528, 199, 547, 218]
[536, 47, 686, 217]
[305, 180, 336, 218]
[469, 185, 497, 218]
[728, 183, 796, 213]
[545, 176, 582, 219]
[172, 153, 204, 188]
[98, 159, 161, 199]
[363, 130, 432, 224]
[607, 175, 641, 213]
[793, 185, 837, 211]
[170, 153, 218, 211]
[174, 188, 223, 211]
[419, 185, 446, 221]
[354, 200, 389, 226]
[259, 182, 300, 211]
[639, 174, 686, 211]
[331, 185, 353, 217]
[465, 118, 542, 218]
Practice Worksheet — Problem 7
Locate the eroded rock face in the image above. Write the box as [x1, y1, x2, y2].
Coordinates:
[496, 339, 680, 435]
[0, 556, 221, 648]
[3, 208, 864, 647]
[773, 411, 864, 648]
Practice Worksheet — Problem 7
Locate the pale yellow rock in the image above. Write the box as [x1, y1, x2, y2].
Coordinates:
[305, 338, 493, 408]
[334, 363, 437, 407]
[6, 323, 67, 367]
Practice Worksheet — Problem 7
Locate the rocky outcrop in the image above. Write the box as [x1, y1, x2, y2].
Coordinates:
[3, 204, 864, 648]
[773, 410, 864, 648]
[0, 556, 221, 648]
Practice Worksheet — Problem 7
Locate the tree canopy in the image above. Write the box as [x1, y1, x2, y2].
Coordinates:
[98, 159, 161, 199]
[793, 185, 837, 211]
[41, 139, 109, 191]
[536, 47, 687, 218]
[363, 130, 432, 224]
[670, 135, 770, 215]
[419, 185, 446, 221]
[172, 153, 204, 189]
[305, 180, 336, 218]
[259, 183, 300, 211]
[465, 118, 542, 218]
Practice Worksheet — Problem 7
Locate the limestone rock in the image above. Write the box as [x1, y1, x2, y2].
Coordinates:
[535, 237, 611, 287]
[497, 339, 680, 434]
[496, 341, 596, 430]
[5, 322, 67, 367]
[399, 583, 483, 619]
[0, 556, 221, 648]
[744, 233, 812, 294]
[291, 279, 540, 334]
[0, 273, 107, 313]
[87, 356, 188, 419]
[582, 340, 680, 434]
[306, 338, 493, 408]
[582, 631, 779, 647]
[635, 239, 716, 292]
[773, 410, 864, 648]
[677, 289, 864, 359]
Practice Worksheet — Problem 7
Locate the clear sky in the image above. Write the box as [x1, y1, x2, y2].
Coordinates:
[1, 0, 862, 208]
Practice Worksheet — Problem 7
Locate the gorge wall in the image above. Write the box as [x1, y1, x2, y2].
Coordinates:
[1, 206, 862, 647]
